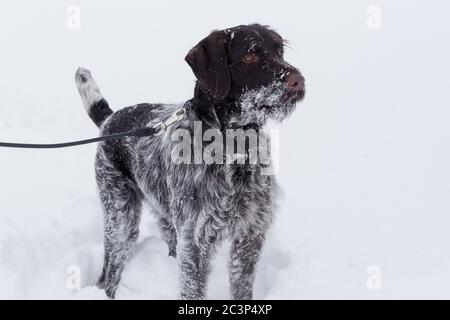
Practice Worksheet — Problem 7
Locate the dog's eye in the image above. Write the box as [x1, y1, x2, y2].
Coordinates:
[242, 53, 260, 64]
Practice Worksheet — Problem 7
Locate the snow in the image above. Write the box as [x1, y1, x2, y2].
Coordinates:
[1, 0, 450, 299]
[232, 80, 299, 127]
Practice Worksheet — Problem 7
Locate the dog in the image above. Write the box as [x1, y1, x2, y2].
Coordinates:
[75, 23, 305, 299]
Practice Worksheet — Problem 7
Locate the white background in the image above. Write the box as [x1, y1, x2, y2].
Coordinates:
[0, 0, 449, 299]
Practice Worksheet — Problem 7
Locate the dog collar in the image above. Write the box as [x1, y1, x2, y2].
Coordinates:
[152, 100, 192, 135]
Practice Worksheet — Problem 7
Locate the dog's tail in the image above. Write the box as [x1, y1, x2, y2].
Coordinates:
[75, 67, 113, 127]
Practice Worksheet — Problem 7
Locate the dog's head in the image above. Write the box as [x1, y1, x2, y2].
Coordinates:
[185, 24, 305, 125]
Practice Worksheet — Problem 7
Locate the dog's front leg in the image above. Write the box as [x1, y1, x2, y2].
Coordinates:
[229, 227, 265, 300]
[176, 221, 213, 300]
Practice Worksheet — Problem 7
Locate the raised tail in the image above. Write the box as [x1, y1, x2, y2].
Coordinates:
[75, 67, 113, 127]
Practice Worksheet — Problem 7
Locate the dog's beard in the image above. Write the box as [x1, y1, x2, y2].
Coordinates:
[230, 81, 300, 127]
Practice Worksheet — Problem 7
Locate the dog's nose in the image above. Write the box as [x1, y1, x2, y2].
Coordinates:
[285, 72, 305, 92]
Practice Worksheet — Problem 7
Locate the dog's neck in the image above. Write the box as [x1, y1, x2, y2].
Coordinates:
[190, 83, 261, 131]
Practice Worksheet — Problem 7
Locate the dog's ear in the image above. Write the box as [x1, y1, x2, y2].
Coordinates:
[185, 31, 231, 101]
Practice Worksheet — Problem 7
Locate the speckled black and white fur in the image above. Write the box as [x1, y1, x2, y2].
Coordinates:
[75, 24, 305, 299]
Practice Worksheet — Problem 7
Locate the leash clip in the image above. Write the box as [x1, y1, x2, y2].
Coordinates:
[152, 104, 187, 135]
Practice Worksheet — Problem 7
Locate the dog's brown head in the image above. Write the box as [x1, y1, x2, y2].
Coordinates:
[185, 24, 305, 125]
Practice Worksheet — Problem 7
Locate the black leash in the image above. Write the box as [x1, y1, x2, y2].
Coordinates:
[0, 127, 158, 149]
[0, 102, 189, 149]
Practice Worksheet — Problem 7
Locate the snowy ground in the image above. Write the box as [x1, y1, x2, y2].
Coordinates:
[1, 0, 450, 299]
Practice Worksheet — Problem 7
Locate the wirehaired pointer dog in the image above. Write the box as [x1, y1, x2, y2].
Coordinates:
[75, 24, 305, 299]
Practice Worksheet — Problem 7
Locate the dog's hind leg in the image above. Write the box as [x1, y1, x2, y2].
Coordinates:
[95, 152, 142, 299]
